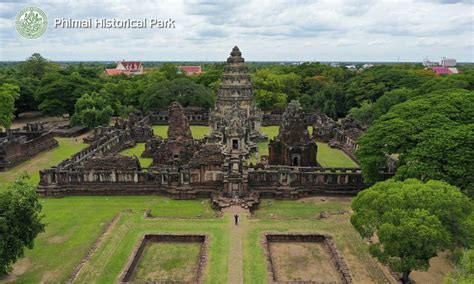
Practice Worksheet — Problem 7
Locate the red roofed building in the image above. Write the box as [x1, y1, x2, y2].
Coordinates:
[431, 66, 459, 75]
[179, 66, 202, 76]
[105, 61, 144, 76]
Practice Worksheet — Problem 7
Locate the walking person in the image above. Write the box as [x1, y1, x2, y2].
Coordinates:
[234, 214, 239, 225]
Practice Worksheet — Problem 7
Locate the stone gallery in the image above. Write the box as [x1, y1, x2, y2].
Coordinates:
[0, 123, 58, 171]
[37, 47, 388, 208]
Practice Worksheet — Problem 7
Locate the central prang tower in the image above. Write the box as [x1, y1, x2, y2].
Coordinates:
[207, 46, 265, 156]
[207, 46, 266, 199]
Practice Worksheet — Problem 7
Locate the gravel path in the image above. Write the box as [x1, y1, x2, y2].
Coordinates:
[223, 206, 249, 284]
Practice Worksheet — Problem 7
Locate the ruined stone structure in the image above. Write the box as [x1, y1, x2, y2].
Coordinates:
[207, 46, 265, 152]
[312, 112, 337, 142]
[149, 106, 209, 126]
[37, 47, 391, 206]
[37, 99, 366, 200]
[269, 101, 318, 167]
[0, 123, 58, 171]
[331, 115, 364, 158]
[150, 102, 201, 166]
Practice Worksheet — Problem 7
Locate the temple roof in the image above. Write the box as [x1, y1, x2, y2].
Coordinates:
[230, 46, 241, 57]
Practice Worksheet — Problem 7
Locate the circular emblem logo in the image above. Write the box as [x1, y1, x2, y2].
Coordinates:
[15, 7, 48, 39]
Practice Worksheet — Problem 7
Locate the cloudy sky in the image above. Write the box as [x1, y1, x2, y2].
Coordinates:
[0, 0, 473, 62]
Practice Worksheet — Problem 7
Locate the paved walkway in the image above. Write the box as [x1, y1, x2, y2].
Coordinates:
[223, 205, 249, 284]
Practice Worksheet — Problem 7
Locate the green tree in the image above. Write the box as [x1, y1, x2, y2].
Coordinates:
[160, 63, 180, 80]
[71, 93, 113, 128]
[140, 81, 171, 113]
[36, 71, 97, 116]
[355, 89, 474, 190]
[351, 179, 473, 283]
[193, 69, 223, 89]
[372, 209, 449, 283]
[0, 83, 20, 130]
[252, 68, 301, 110]
[0, 173, 45, 276]
[17, 53, 58, 79]
[255, 89, 287, 112]
[350, 88, 414, 126]
[168, 78, 214, 109]
[346, 65, 433, 105]
[445, 249, 474, 284]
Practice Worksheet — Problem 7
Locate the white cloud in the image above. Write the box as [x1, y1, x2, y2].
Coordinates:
[0, 0, 472, 61]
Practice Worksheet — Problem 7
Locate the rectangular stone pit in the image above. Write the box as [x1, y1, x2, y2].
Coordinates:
[120, 234, 208, 283]
[263, 234, 352, 284]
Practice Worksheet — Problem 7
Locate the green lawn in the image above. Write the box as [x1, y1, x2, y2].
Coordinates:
[7, 196, 389, 283]
[0, 197, 215, 283]
[0, 138, 87, 191]
[75, 212, 228, 284]
[129, 242, 202, 282]
[248, 126, 358, 168]
[119, 143, 153, 167]
[152, 125, 210, 139]
[253, 198, 351, 219]
[316, 142, 358, 168]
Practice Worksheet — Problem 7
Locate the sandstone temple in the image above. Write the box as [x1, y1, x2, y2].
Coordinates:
[37, 46, 391, 209]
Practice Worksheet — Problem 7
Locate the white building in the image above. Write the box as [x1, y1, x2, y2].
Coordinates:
[440, 57, 456, 67]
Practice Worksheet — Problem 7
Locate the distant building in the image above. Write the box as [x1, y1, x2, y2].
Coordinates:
[178, 66, 202, 76]
[362, 63, 373, 69]
[440, 57, 456, 67]
[422, 57, 436, 67]
[105, 61, 144, 76]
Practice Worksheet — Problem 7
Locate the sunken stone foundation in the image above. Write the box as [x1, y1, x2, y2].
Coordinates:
[120, 234, 208, 284]
[263, 234, 352, 284]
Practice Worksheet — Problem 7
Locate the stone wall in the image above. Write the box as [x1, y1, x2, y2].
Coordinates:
[148, 107, 209, 126]
[0, 131, 58, 171]
[38, 163, 366, 198]
[248, 167, 365, 198]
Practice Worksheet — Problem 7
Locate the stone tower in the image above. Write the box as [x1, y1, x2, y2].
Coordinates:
[151, 102, 199, 166]
[268, 100, 318, 167]
[208, 46, 265, 154]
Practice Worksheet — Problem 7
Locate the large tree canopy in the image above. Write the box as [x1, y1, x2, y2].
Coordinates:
[139, 78, 214, 113]
[0, 83, 20, 130]
[70, 93, 113, 128]
[0, 173, 45, 276]
[36, 72, 98, 116]
[355, 89, 474, 192]
[351, 179, 474, 283]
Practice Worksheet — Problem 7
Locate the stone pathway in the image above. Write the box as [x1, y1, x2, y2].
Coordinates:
[223, 205, 249, 284]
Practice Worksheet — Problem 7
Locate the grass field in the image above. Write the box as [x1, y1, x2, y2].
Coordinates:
[1, 196, 394, 283]
[0, 197, 215, 283]
[129, 242, 202, 282]
[152, 125, 210, 139]
[119, 143, 153, 167]
[248, 126, 358, 168]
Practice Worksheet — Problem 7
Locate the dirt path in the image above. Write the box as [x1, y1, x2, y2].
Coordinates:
[222, 206, 249, 284]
